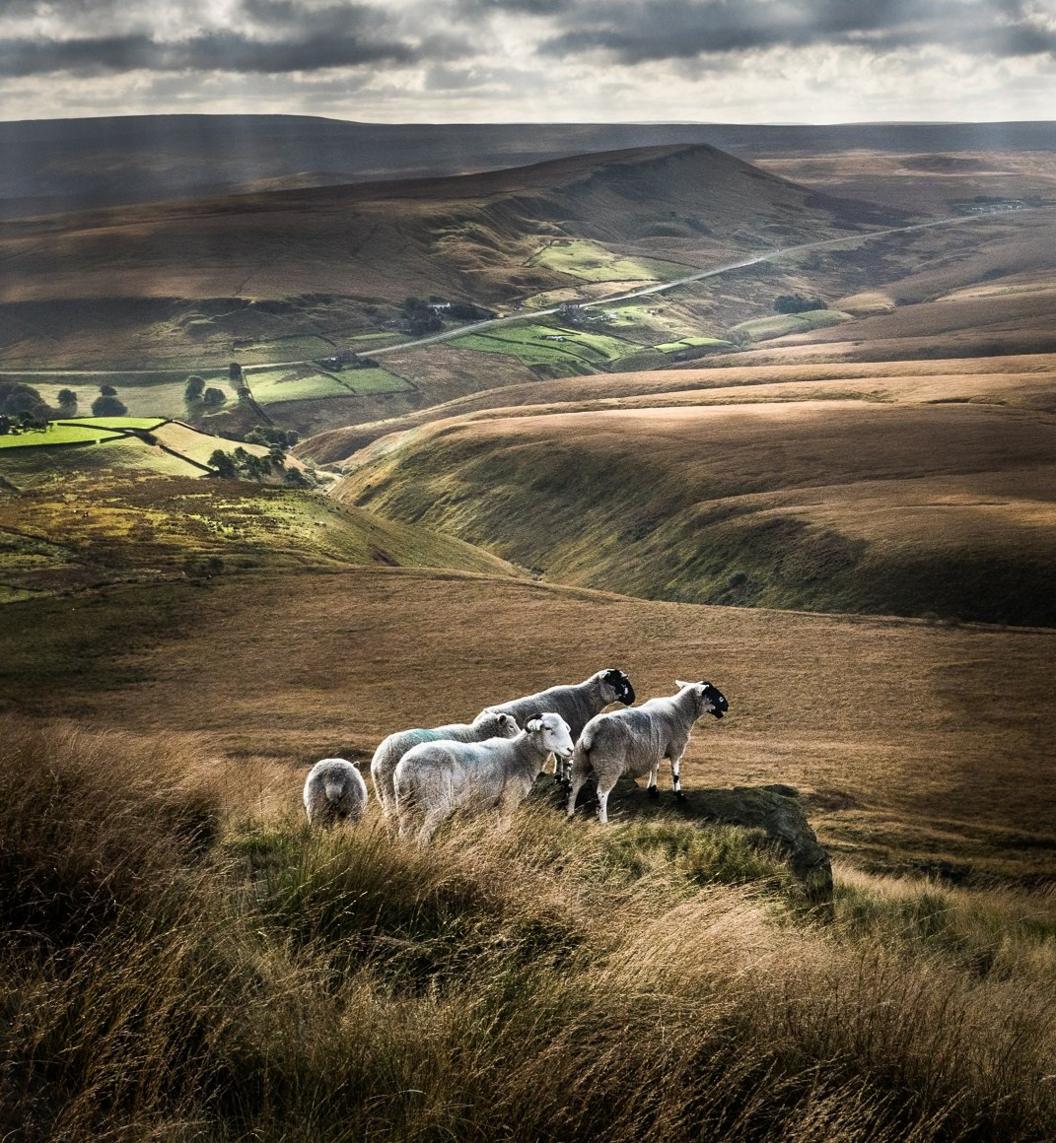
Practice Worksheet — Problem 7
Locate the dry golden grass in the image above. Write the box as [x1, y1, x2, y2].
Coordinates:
[2, 566, 1054, 884]
[3, 718, 1056, 1141]
[328, 382, 1056, 626]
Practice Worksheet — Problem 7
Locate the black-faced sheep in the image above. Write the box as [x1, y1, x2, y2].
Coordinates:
[566, 680, 728, 823]
[486, 669, 635, 783]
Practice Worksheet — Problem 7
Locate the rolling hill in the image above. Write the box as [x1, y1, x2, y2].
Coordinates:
[329, 356, 1056, 627]
[0, 143, 898, 370]
[3, 114, 1055, 217]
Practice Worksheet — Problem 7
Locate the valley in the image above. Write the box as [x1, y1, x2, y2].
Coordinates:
[3, 107, 1056, 1143]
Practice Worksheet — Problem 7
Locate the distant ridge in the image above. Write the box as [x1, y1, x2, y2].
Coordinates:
[2, 114, 1055, 218]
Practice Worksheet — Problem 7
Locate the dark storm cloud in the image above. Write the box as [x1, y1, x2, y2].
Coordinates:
[0, 33, 419, 77]
[2, 0, 1054, 85]
[538, 0, 1056, 63]
[0, 0, 441, 77]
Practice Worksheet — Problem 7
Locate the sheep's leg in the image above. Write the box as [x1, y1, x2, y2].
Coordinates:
[669, 752, 686, 800]
[646, 761, 660, 799]
[566, 769, 589, 817]
[417, 808, 447, 846]
[596, 780, 614, 824]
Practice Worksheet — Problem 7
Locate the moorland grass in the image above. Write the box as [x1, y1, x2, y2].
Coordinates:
[3, 718, 1056, 1141]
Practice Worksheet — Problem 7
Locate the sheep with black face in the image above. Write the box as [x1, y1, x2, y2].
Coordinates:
[566, 680, 729, 824]
[485, 668, 636, 783]
[394, 712, 575, 845]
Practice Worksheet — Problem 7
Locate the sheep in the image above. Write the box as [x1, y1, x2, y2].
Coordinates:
[486, 668, 636, 783]
[303, 758, 368, 828]
[566, 680, 729, 824]
[370, 709, 520, 819]
[394, 713, 575, 845]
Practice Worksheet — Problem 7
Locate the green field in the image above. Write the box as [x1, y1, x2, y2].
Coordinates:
[655, 336, 730, 354]
[451, 321, 641, 374]
[528, 238, 689, 283]
[0, 423, 123, 449]
[732, 309, 852, 342]
[247, 366, 411, 405]
[25, 375, 232, 420]
[0, 417, 277, 488]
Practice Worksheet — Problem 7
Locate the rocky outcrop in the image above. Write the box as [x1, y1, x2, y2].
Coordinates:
[560, 777, 834, 910]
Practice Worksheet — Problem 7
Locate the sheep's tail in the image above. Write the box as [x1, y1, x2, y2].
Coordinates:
[572, 725, 595, 774]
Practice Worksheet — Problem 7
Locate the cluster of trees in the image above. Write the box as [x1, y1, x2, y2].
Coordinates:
[244, 425, 299, 449]
[92, 384, 128, 416]
[0, 380, 50, 425]
[400, 297, 495, 336]
[184, 375, 228, 408]
[774, 294, 825, 315]
[208, 446, 309, 486]
[0, 380, 133, 432]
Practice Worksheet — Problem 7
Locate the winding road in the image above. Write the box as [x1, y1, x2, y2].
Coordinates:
[3, 208, 1024, 379]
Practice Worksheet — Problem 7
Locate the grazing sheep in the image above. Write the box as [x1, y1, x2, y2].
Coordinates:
[486, 668, 636, 783]
[370, 710, 520, 819]
[303, 758, 368, 828]
[394, 713, 575, 845]
[566, 680, 729, 824]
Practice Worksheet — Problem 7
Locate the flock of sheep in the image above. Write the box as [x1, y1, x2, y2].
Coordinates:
[303, 669, 730, 844]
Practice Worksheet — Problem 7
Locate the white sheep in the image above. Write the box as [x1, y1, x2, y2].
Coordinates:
[303, 758, 368, 828]
[394, 713, 575, 845]
[486, 668, 636, 783]
[370, 709, 520, 819]
[566, 680, 729, 824]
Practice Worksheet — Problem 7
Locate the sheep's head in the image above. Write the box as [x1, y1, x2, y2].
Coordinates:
[675, 679, 729, 720]
[526, 713, 575, 760]
[475, 709, 520, 739]
[599, 668, 636, 706]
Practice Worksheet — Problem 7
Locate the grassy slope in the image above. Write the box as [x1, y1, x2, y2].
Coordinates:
[4, 718, 1056, 1141]
[329, 362, 1056, 627]
[0, 144, 890, 368]
[1, 563, 1054, 884]
[0, 416, 288, 489]
[0, 474, 515, 602]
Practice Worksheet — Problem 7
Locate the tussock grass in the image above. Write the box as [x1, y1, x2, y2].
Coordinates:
[2, 719, 1055, 1141]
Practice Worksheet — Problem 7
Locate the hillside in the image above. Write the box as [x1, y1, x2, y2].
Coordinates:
[0, 144, 896, 370]
[330, 357, 1056, 627]
[3, 114, 1055, 217]
[0, 472, 514, 604]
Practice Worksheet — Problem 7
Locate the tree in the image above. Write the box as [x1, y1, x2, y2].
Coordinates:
[229, 362, 243, 385]
[208, 449, 237, 478]
[99, 383, 118, 397]
[202, 387, 227, 408]
[91, 394, 128, 416]
[57, 388, 78, 412]
[185, 375, 205, 402]
[0, 380, 49, 422]
[774, 294, 825, 315]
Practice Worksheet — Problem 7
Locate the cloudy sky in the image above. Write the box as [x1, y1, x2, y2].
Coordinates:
[2, 0, 1055, 122]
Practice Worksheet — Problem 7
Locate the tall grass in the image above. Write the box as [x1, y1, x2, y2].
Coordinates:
[2, 718, 1054, 1141]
